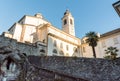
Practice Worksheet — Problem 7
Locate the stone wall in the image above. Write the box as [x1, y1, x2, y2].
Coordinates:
[1, 36, 120, 81]
[28, 56, 120, 81]
[0, 35, 46, 56]
[25, 65, 87, 81]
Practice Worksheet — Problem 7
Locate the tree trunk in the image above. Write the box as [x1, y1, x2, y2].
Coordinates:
[92, 46, 96, 58]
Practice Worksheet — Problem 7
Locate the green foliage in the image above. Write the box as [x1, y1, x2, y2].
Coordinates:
[104, 55, 111, 59]
[85, 31, 99, 47]
[85, 31, 99, 58]
[104, 46, 119, 60]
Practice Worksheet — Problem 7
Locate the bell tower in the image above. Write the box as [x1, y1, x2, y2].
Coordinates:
[62, 10, 75, 36]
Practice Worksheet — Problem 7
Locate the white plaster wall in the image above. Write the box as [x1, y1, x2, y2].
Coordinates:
[48, 35, 79, 56]
[82, 44, 93, 58]
[24, 16, 48, 26]
[23, 25, 36, 43]
[4, 32, 12, 38]
[48, 27, 80, 45]
[12, 24, 22, 41]
[95, 41, 102, 58]
[39, 28, 47, 43]
[47, 36, 54, 56]
[82, 34, 120, 58]
[62, 15, 75, 36]
[62, 16, 69, 33]
[98, 34, 120, 58]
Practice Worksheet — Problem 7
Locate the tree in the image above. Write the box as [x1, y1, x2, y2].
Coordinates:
[105, 46, 119, 59]
[85, 31, 99, 58]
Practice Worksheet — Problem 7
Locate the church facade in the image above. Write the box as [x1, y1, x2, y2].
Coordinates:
[3, 10, 120, 58]
[3, 10, 81, 57]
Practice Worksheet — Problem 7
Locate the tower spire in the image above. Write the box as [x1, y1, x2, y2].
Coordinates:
[62, 10, 75, 36]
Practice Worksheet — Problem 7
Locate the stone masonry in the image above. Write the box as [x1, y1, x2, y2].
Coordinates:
[0, 35, 46, 56]
[28, 56, 120, 81]
[1, 35, 120, 81]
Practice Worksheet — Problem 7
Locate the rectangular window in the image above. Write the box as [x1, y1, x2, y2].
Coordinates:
[70, 19, 73, 25]
[66, 45, 69, 51]
[83, 47, 86, 53]
[113, 37, 119, 44]
[102, 41, 106, 47]
[64, 19, 67, 25]
[60, 43, 63, 49]
[54, 40, 57, 47]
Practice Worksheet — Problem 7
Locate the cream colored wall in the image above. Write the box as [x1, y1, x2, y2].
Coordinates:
[98, 33, 120, 57]
[82, 33, 120, 58]
[10, 24, 36, 43]
[38, 27, 48, 43]
[9, 15, 49, 43]
[47, 26, 81, 56]
[47, 35, 79, 56]
[23, 25, 36, 43]
[95, 42, 102, 58]
[82, 43, 102, 58]
[48, 26, 80, 45]
[3, 32, 13, 38]
[82, 44, 93, 58]
[62, 15, 75, 36]
[47, 36, 53, 56]
[12, 24, 22, 41]
[62, 16, 69, 33]
[24, 16, 48, 26]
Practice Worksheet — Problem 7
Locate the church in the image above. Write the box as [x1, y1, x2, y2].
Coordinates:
[3, 10, 81, 57]
[2, 10, 120, 58]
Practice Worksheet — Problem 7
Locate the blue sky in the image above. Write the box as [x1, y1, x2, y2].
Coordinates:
[0, 0, 120, 38]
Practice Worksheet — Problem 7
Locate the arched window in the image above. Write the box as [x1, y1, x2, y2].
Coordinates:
[6, 57, 13, 70]
[40, 49, 45, 53]
[66, 45, 69, 51]
[43, 39, 45, 43]
[59, 50, 64, 56]
[60, 43, 63, 49]
[72, 53, 77, 57]
[66, 53, 69, 56]
[64, 19, 67, 25]
[35, 41, 42, 47]
[83, 47, 86, 53]
[53, 49, 57, 54]
[70, 19, 73, 25]
[54, 40, 57, 47]
[73, 47, 78, 53]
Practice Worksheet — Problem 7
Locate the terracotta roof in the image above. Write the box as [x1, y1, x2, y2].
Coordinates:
[100, 28, 120, 38]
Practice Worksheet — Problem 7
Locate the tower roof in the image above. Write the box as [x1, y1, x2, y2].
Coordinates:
[34, 13, 43, 18]
[64, 9, 72, 16]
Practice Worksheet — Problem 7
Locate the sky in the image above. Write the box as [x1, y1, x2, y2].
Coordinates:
[0, 0, 120, 38]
